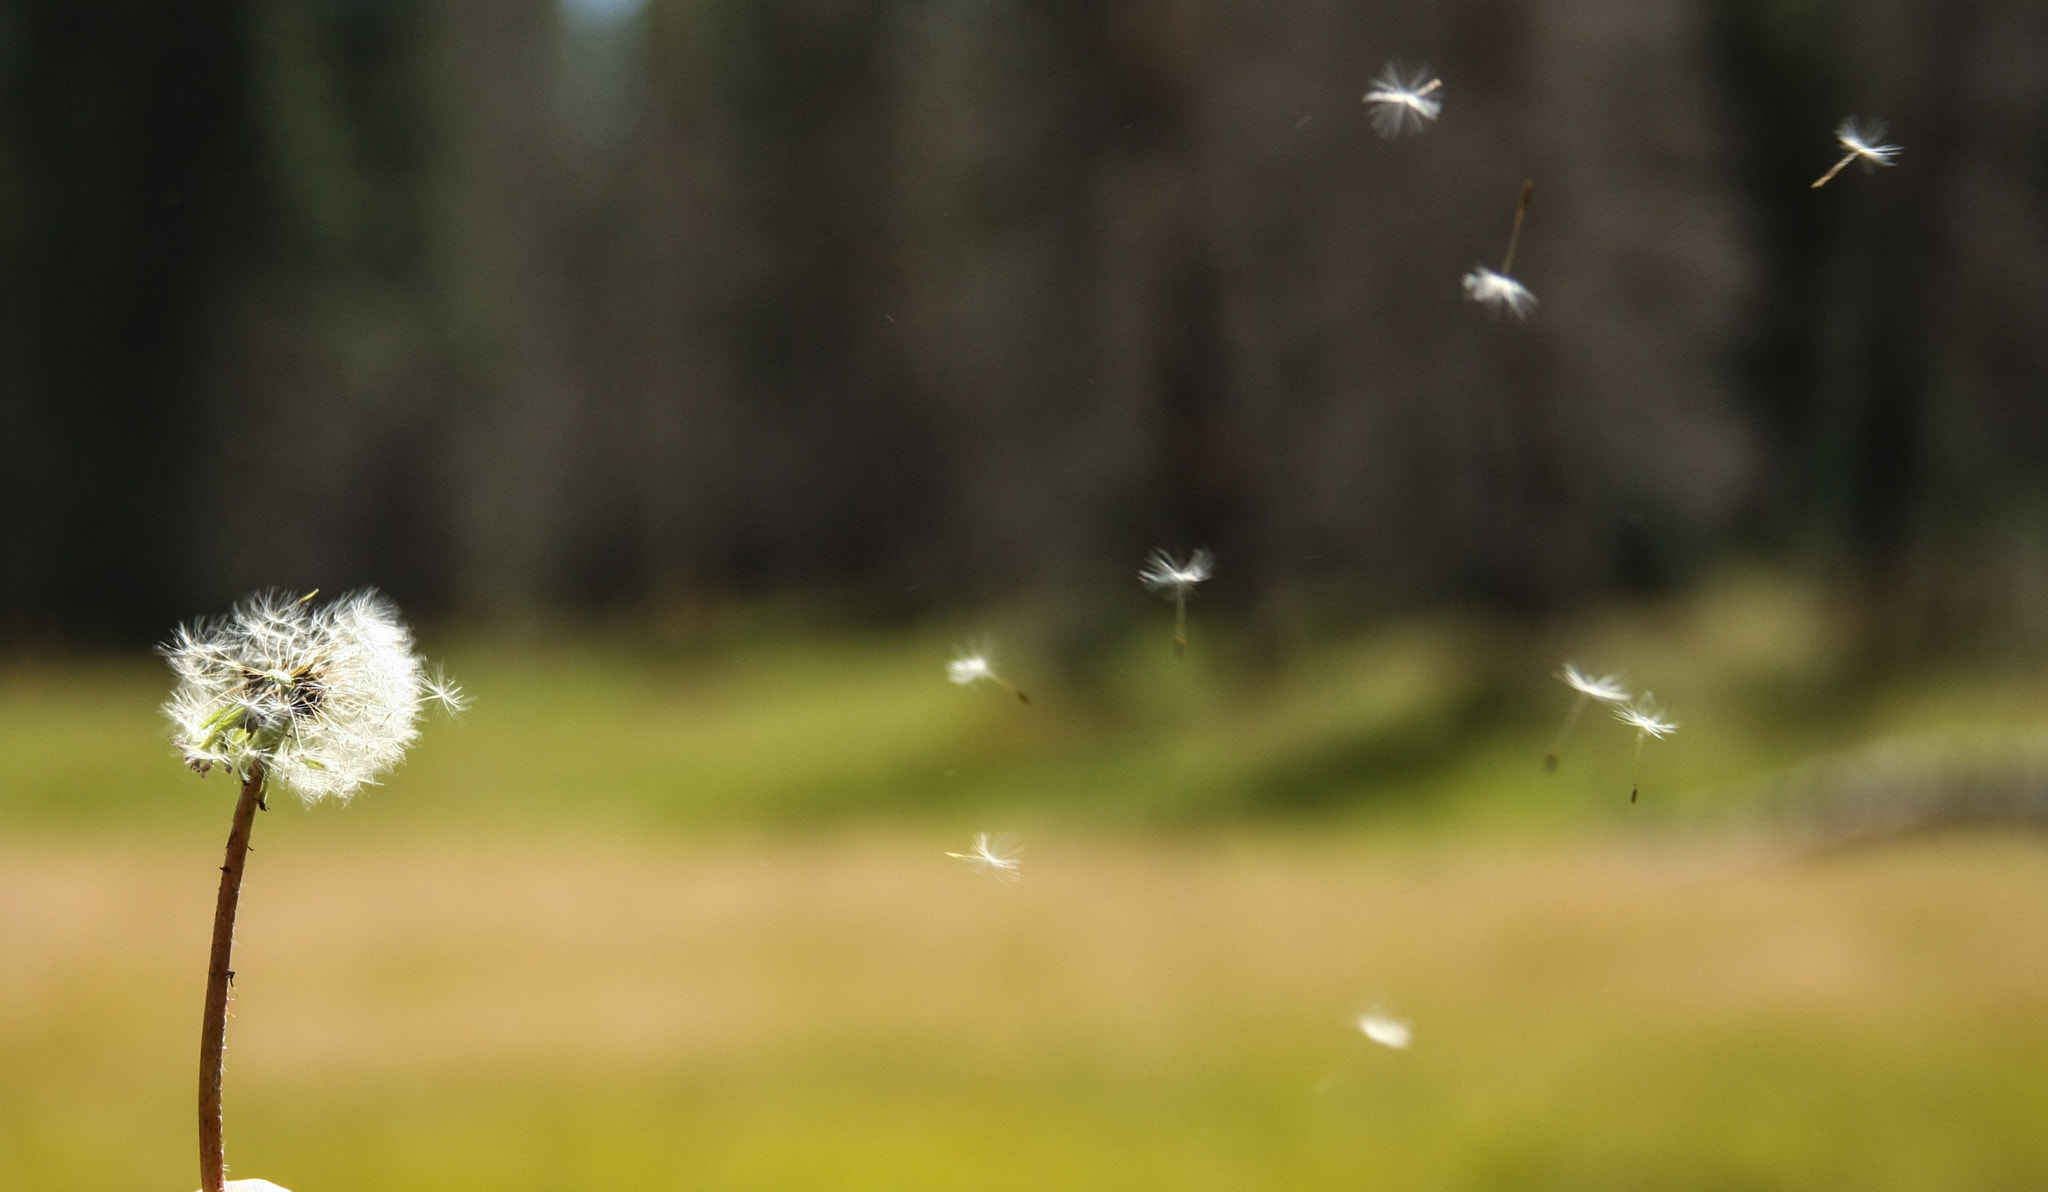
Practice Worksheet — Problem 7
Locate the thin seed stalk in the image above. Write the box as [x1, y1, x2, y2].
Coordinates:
[1630, 734, 1645, 804]
[200, 763, 266, 1192]
[1543, 693, 1588, 773]
[1812, 153, 1855, 189]
[1173, 595, 1188, 659]
[1501, 179, 1535, 275]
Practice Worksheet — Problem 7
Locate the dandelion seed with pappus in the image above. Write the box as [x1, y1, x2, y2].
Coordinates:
[1362, 62, 1442, 139]
[1464, 180, 1538, 319]
[1614, 694, 1678, 804]
[1544, 663, 1631, 773]
[1140, 548, 1214, 658]
[1358, 1012, 1413, 1050]
[163, 589, 460, 1192]
[947, 647, 1029, 704]
[1812, 118, 1900, 188]
[947, 832, 1022, 883]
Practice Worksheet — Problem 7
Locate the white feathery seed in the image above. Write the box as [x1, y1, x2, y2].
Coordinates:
[946, 644, 1029, 703]
[162, 589, 459, 804]
[1559, 663, 1630, 704]
[1358, 1012, 1413, 1049]
[1813, 117, 1901, 188]
[1614, 696, 1679, 739]
[946, 832, 1022, 883]
[947, 652, 996, 686]
[1139, 548, 1215, 597]
[1463, 267, 1538, 319]
[1362, 62, 1443, 139]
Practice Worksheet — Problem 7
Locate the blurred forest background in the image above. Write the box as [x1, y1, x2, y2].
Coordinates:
[8, 6, 2048, 1189]
[2, 0, 2046, 645]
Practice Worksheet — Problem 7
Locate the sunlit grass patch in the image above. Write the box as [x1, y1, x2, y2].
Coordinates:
[4, 833, 2047, 1190]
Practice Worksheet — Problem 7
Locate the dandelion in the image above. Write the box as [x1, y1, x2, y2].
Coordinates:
[1614, 694, 1678, 804]
[1464, 179, 1538, 319]
[947, 647, 1029, 704]
[1544, 663, 1632, 773]
[1358, 1011, 1413, 1049]
[1140, 548, 1214, 658]
[1812, 117, 1901, 189]
[163, 589, 458, 1192]
[1362, 62, 1443, 138]
[946, 832, 1023, 883]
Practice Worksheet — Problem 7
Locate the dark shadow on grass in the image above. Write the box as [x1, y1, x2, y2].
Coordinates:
[1231, 683, 1514, 818]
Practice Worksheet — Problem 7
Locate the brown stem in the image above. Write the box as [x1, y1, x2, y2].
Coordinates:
[1173, 596, 1188, 659]
[1501, 179, 1535, 275]
[1811, 152, 1855, 189]
[200, 763, 266, 1192]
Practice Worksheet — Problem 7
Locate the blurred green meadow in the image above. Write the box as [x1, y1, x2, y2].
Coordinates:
[6, 573, 2048, 1190]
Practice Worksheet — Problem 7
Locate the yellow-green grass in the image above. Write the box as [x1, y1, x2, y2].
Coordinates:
[10, 572, 2048, 836]
[5, 831, 2047, 1190]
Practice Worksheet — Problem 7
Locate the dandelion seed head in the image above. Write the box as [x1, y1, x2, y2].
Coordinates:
[1836, 117, 1901, 168]
[1358, 1012, 1412, 1049]
[1615, 695, 1678, 739]
[1463, 267, 1537, 318]
[946, 832, 1022, 883]
[1362, 62, 1443, 139]
[947, 652, 996, 686]
[1560, 663, 1630, 703]
[1139, 548, 1215, 597]
[161, 589, 458, 804]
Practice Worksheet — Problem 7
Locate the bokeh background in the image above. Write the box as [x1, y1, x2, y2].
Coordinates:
[4, 0, 2048, 1189]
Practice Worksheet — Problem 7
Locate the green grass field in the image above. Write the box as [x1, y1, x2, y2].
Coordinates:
[5, 575, 2048, 1190]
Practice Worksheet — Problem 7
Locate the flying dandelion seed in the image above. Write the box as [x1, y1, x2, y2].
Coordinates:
[1545, 663, 1632, 773]
[164, 589, 458, 1192]
[946, 832, 1023, 883]
[1362, 62, 1443, 138]
[1465, 179, 1539, 318]
[1140, 548, 1214, 658]
[1462, 267, 1538, 319]
[1358, 1012, 1413, 1049]
[1614, 694, 1678, 804]
[1812, 117, 1901, 188]
[946, 647, 1029, 704]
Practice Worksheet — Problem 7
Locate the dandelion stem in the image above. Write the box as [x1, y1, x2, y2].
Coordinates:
[1811, 153, 1855, 189]
[1174, 595, 1188, 659]
[1501, 180, 1535, 274]
[1543, 693, 1588, 773]
[199, 762, 265, 1192]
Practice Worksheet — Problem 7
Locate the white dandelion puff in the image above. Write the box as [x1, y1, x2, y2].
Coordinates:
[1812, 117, 1901, 188]
[1358, 1012, 1412, 1049]
[946, 646, 1029, 703]
[1140, 548, 1215, 658]
[1466, 180, 1538, 319]
[946, 832, 1022, 883]
[166, 589, 458, 1192]
[1615, 694, 1679, 803]
[1463, 267, 1538, 319]
[1544, 663, 1633, 772]
[162, 588, 456, 804]
[1362, 62, 1443, 139]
